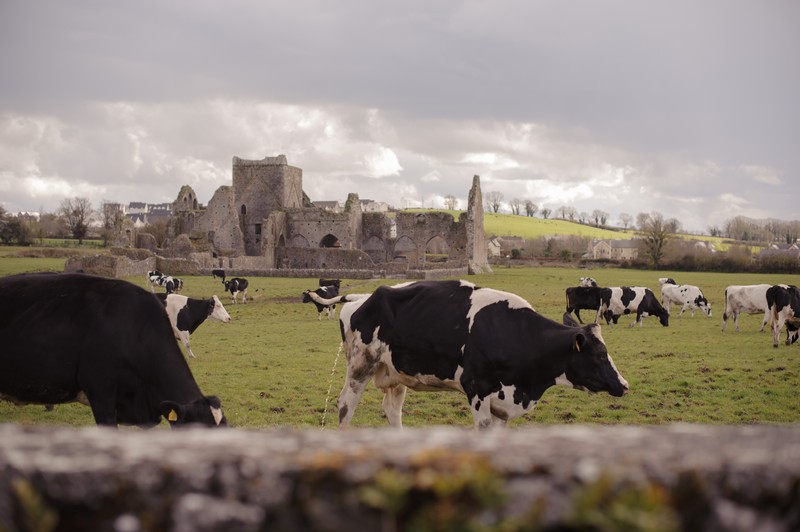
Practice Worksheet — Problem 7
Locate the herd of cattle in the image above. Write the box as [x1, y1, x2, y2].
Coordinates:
[1, 269, 798, 431]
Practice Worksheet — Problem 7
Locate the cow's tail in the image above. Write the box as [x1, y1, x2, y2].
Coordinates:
[722, 288, 729, 322]
[305, 291, 370, 306]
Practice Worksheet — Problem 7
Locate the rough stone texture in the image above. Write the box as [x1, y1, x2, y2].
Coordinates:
[467, 174, 492, 274]
[1, 424, 798, 531]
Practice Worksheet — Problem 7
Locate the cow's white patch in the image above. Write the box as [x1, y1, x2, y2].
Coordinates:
[467, 288, 534, 331]
[210, 295, 232, 323]
[211, 406, 224, 425]
[490, 384, 534, 419]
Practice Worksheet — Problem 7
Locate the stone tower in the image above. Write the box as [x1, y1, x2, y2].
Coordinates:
[232, 155, 303, 256]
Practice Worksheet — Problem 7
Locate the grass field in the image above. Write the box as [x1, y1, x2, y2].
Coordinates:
[2, 253, 799, 430]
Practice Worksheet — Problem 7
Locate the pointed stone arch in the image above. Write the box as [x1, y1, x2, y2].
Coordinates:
[320, 234, 341, 248]
[363, 235, 387, 263]
[393, 235, 419, 265]
[425, 235, 449, 265]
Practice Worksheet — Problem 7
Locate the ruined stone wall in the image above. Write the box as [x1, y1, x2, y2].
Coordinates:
[393, 211, 467, 268]
[192, 186, 245, 256]
[278, 247, 375, 270]
[2, 424, 798, 531]
[286, 208, 356, 249]
[466, 174, 492, 274]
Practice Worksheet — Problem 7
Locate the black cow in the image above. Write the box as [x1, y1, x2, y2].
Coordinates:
[302, 285, 340, 320]
[0, 273, 227, 428]
[319, 278, 341, 290]
[767, 284, 800, 348]
[156, 293, 232, 358]
[598, 286, 669, 327]
[565, 286, 606, 324]
[332, 280, 628, 430]
[223, 277, 249, 304]
[212, 269, 226, 283]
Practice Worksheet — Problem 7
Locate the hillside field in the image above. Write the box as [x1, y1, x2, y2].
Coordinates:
[1, 254, 799, 429]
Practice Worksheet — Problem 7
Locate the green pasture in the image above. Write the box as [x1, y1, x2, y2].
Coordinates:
[1, 254, 799, 429]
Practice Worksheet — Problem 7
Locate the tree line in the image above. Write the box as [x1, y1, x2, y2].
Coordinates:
[0, 197, 169, 247]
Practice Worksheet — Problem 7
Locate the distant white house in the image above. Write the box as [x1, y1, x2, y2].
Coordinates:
[587, 239, 640, 261]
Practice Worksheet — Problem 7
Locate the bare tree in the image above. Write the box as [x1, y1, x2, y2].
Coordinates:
[524, 200, 538, 217]
[640, 212, 672, 267]
[443, 195, 458, 210]
[556, 205, 569, 219]
[578, 211, 589, 224]
[564, 206, 577, 221]
[618, 213, 633, 229]
[636, 212, 651, 231]
[591, 209, 609, 227]
[485, 191, 504, 213]
[58, 197, 94, 244]
[509, 198, 522, 215]
[540, 207, 551, 219]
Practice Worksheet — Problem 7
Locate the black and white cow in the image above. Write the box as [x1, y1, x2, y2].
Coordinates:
[323, 280, 628, 430]
[147, 270, 178, 294]
[767, 284, 800, 348]
[0, 273, 227, 428]
[223, 277, 249, 304]
[658, 278, 712, 318]
[212, 269, 226, 283]
[721, 284, 774, 332]
[302, 285, 340, 320]
[565, 285, 606, 324]
[597, 286, 670, 327]
[156, 293, 232, 358]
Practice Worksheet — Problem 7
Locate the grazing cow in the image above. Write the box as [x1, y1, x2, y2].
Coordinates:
[0, 273, 227, 428]
[329, 280, 628, 430]
[597, 286, 669, 327]
[212, 269, 226, 283]
[767, 284, 800, 348]
[319, 278, 341, 290]
[658, 278, 712, 317]
[721, 284, 775, 332]
[223, 277, 249, 304]
[156, 293, 232, 358]
[565, 285, 605, 324]
[302, 285, 340, 320]
[579, 276, 598, 287]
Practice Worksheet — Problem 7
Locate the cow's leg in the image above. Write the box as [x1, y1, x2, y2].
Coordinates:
[337, 373, 370, 428]
[733, 311, 740, 332]
[760, 311, 770, 332]
[574, 309, 584, 324]
[469, 395, 494, 431]
[382, 385, 407, 428]
[242, 289, 247, 303]
[679, 304, 688, 317]
[179, 332, 195, 358]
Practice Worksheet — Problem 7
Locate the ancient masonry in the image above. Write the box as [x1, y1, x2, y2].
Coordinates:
[166, 155, 492, 275]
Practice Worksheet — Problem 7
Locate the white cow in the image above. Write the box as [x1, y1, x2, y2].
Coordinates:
[721, 284, 776, 332]
[157, 294, 231, 358]
[658, 278, 711, 317]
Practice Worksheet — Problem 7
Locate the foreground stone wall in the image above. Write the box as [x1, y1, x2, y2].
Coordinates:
[1, 424, 798, 531]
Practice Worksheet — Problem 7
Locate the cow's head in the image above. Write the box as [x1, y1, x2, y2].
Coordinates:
[695, 295, 712, 317]
[560, 314, 629, 397]
[302, 290, 313, 303]
[579, 276, 598, 287]
[160, 396, 227, 428]
[208, 295, 232, 323]
[658, 277, 677, 286]
[657, 308, 670, 326]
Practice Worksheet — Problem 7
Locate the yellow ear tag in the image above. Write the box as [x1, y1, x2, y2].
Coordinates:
[574, 340, 581, 352]
[168, 409, 178, 422]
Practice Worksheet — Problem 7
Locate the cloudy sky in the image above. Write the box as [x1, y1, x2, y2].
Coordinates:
[1, 1, 798, 233]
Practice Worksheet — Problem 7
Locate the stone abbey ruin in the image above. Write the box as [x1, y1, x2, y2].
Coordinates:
[71, 155, 492, 279]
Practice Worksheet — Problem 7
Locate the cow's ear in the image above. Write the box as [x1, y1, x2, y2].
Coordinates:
[206, 299, 215, 316]
[159, 401, 184, 424]
[573, 332, 587, 352]
[563, 312, 580, 328]
[205, 395, 222, 409]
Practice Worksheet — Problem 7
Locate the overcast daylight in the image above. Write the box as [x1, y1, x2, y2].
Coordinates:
[1, 1, 798, 233]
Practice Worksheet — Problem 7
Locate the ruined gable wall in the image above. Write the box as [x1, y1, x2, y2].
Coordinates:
[193, 185, 245, 256]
